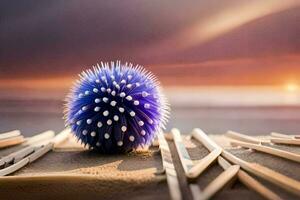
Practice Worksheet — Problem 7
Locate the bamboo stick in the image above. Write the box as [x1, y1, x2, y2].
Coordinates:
[187, 149, 221, 180]
[0, 129, 70, 176]
[218, 156, 282, 200]
[270, 138, 300, 146]
[200, 165, 240, 200]
[157, 131, 182, 200]
[192, 128, 300, 197]
[0, 136, 25, 149]
[172, 128, 237, 200]
[171, 128, 194, 174]
[230, 140, 300, 163]
[0, 158, 29, 176]
[23, 130, 55, 146]
[0, 130, 21, 140]
[226, 131, 261, 144]
[271, 132, 300, 139]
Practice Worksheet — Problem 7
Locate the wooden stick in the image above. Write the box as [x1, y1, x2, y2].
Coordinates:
[0, 158, 29, 176]
[52, 128, 71, 148]
[192, 128, 300, 197]
[218, 156, 282, 200]
[225, 130, 261, 144]
[171, 128, 194, 174]
[0, 136, 25, 149]
[270, 138, 300, 146]
[0, 130, 21, 140]
[200, 165, 240, 200]
[172, 128, 238, 199]
[271, 132, 300, 139]
[187, 149, 221, 180]
[230, 140, 300, 163]
[170, 129, 203, 199]
[0, 129, 70, 176]
[28, 143, 53, 163]
[222, 150, 300, 196]
[23, 130, 55, 146]
[191, 129, 221, 152]
[157, 131, 182, 200]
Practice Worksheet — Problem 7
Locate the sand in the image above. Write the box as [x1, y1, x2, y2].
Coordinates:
[0, 135, 300, 200]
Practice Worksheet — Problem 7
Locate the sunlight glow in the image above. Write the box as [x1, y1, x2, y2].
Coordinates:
[285, 83, 299, 93]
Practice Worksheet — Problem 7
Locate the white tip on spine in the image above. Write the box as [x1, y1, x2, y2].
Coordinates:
[94, 107, 100, 112]
[86, 119, 92, 124]
[144, 103, 150, 109]
[91, 131, 96, 137]
[133, 100, 139, 105]
[97, 122, 103, 128]
[103, 110, 109, 116]
[110, 101, 117, 107]
[113, 115, 119, 121]
[111, 91, 116, 96]
[119, 107, 125, 113]
[141, 130, 146, 135]
[126, 84, 132, 89]
[95, 98, 101, 103]
[104, 133, 110, 139]
[121, 126, 127, 132]
[130, 111, 136, 117]
[120, 92, 126, 98]
[117, 141, 123, 146]
[129, 136, 135, 142]
[107, 119, 112, 125]
[126, 95, 132, 101]
[138, 121, 144, 126]
[82, 106, 88, 111]
[82, 130, 88, 135]
[93, 88, 98, 93]
[103, 97, 109, 103]
[142, 91, 148, 97]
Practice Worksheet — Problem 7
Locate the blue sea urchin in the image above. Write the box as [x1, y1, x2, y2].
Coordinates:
[65, 61, 169, 153]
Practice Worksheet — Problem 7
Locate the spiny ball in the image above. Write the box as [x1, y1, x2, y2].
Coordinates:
[65, 61, 169, 153]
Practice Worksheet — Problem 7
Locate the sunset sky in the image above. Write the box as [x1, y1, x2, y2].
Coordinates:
[1, 0, 300, 88]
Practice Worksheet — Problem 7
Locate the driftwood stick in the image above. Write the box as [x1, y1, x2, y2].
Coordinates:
[200, 165, 240, 200]
[171, 128, 194, 174]
[0, 130, 21, 140]
[170, 129, 203, 199]
[218, 156, 282, 200]
[187, 149, 221, 180]
[171, 129, 240, 200]
[225, 131, 261, 144]
[270, 138, 300, 146]
[271, 132, 300, 139]
[192, 128, 300, 197]
[230, 140, 300, 163]
[0, 129, 70, 176]
[0, 158, 29, 176]
[0, 136, 25, 149]
[23, 130, 55, 146]
[157, 131, 182, 200]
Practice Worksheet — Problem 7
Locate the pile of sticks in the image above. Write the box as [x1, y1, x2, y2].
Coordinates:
[0, 129, 70, 176]
[157, 129, 300, 200]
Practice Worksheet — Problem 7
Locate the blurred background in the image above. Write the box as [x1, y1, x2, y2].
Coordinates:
[1, 0, 300, 136]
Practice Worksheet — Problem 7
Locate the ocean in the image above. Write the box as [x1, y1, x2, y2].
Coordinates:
[1, 87, 300, 137]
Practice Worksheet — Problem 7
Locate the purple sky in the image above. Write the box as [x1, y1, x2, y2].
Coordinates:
[1, 1, 300, 85]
